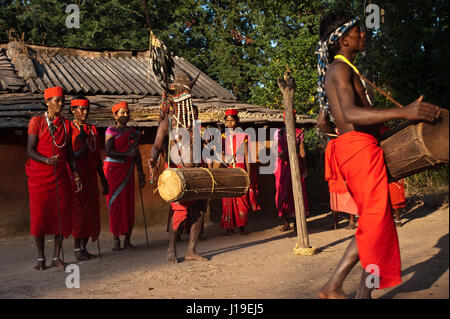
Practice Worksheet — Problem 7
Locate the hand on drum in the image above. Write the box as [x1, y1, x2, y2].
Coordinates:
[403, 95, 440, 122]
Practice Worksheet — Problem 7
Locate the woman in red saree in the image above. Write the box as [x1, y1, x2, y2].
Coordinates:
[26, 86, 82, 271]
[273, 111, 309, 232]
[221, 109, 253, 235]
[68, 96, 109, 260]
[104, 102, 145, 251]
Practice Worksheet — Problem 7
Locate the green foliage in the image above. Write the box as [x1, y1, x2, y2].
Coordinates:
[0, 0, 448, 113]
[405, 164, 449, 195]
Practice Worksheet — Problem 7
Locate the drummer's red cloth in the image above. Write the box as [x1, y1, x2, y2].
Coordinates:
[68, 122, 101, 241]
[26, 115, 73, 237]
[389, 180, 406, 210]
[325, 131, 401, 289]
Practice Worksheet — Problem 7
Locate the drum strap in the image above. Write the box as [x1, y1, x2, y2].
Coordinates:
[334, 55, 373, 106]
[334, 54, 404, 109]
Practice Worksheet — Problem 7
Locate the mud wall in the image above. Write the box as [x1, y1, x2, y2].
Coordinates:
[0, 128, 278, 238]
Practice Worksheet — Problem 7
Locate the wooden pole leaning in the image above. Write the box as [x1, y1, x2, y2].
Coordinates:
[277, 70, 315, 256]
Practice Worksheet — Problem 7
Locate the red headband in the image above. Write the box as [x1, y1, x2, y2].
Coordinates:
[71, 99, 90, 107]
[112, 102, 128, 114]
[44, 86, 64, 99]
[225, 109, 238, 117]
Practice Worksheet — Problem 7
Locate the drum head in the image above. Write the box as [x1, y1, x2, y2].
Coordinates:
[157, 169, 184, 202]
[422, 108, 449, 162]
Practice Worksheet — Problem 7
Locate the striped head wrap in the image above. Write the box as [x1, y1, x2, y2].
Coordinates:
[316, 17, 360, 115]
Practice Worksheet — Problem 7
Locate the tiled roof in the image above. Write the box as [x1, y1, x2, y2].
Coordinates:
[0, 50, 27, 91]
[0, 43, 236, 100]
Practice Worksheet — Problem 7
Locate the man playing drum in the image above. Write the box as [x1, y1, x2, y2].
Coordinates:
[149, 70, 208, 264]
[316, 11, 440, 299]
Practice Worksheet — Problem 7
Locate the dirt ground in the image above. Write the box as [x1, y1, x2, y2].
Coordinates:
[0, 193, 448, 300]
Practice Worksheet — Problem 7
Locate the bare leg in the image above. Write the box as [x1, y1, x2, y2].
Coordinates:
[124, 226, 135, 249]
[345, 214, 357, 230]
[393, 209, 402, 227]
[355, 269, 373, 299]
[112, 236, 121, 251]
[319, 237, 359, 299]
[332, 211, 338, 230]
[34, 235, 46, 271]
[167, 216, 179, 264]
[73, 237, 89, 261]
[51, 235, 67, 270]
[185, 206, 208, 261]
[280, 216, 291, 232]
[81, 237, 96, 259]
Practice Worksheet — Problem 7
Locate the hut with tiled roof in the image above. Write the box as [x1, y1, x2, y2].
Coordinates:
[0, 41, 316, 236]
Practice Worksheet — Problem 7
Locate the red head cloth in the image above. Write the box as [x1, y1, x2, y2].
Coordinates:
[112, 101, 129, 114]
[225, 109, 239, 117]
[44, 86, 64, 99]
[71, 99, 90, 107]
[283, 110, 297, 119]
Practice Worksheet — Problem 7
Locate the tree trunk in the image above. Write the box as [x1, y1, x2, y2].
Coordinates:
[277, 72, 310, 249]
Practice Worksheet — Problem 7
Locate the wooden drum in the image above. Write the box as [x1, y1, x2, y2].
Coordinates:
[381, 109, 449, 182]
[157, 167, 250, 202]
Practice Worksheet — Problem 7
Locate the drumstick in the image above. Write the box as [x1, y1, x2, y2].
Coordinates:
[359, 73, 404, 109]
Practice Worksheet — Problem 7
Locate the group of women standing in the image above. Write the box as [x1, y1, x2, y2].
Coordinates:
[26, 86, 144, 270]
[26, 86, 309, 270]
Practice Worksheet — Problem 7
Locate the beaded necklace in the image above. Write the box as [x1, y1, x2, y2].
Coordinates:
[45, 112, 67, 149]
[73, 120, 96, 152]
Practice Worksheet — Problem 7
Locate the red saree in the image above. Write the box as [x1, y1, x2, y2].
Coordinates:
[104, 127, 136, 237]
[221, 132, 250, 229]
[26, 115, 73, 237]
[68, 122, 101, 241]
[273, 128, 309, 219]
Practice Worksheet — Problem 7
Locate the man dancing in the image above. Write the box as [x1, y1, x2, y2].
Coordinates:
[316, 11, 440, 298]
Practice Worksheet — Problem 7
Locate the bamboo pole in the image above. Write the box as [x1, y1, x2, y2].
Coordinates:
[277, 70, 310, 249]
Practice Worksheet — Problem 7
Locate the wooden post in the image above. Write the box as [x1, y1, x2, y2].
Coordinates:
[277, 71, 310, 249]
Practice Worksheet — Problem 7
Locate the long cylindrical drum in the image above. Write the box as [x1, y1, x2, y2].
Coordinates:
[157, 167, 250, 202]
[381, 109, 449, 182]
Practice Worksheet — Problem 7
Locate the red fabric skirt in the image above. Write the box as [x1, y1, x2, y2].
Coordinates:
[325, 131, 401, 289]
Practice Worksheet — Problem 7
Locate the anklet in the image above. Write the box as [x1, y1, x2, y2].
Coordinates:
[37, 258, 45, 261]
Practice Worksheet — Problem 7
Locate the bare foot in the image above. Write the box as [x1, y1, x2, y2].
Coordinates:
[167, 250, 178, 264]
[279, 221, 291, 232]
[50, 258, 67, 270]
[74, 249, 90, 261]
[34, 259, 46, 271]
[123, 240, 136, 249]
[112, 239, 121, 252]
[185, 252, 208, 261]
[82, 249, 97, 259]
[318, 287, 348, 299]
[345, 221, 357, 230]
